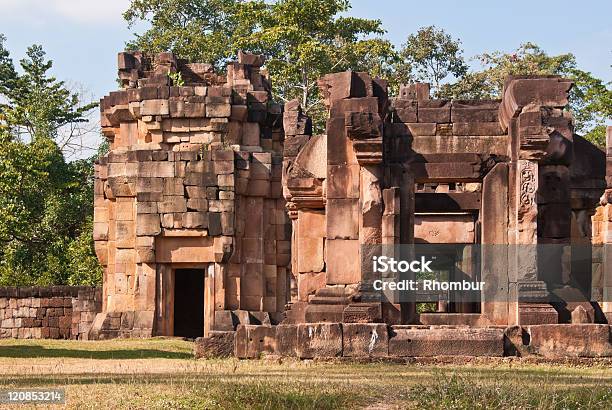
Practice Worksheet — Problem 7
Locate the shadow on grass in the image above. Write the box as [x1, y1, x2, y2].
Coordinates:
[0, 345, 191, 359]
[1, 376, 358, 409]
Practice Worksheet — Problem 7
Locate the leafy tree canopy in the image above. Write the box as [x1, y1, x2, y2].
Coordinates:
[394, 25, 468, 96]
[124, 0, 397, 129]
[0, 35, 101, 285]
[440, 43, 611, 147]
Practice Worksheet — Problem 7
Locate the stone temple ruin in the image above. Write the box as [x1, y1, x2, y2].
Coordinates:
[92, 50, 612, 358]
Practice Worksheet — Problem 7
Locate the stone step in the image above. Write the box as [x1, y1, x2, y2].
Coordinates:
[315, 287, 351, 298]
[304, 304, 345, 323]
[308, 296, 349, 305]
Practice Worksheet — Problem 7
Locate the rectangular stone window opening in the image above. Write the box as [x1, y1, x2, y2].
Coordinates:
[173, 268, 205, 338]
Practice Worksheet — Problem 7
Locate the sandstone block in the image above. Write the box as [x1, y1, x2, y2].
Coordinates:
[158, 196, 187, 213]
[296, 233, 324, 271]
[234, 325, 276, 358]
[187, 198, 208, 211]
[405, 123, 436, 136]
[136, 202, 158, 214]
[326, 239, 360, 285]
[342, 323, 389, 357]
[327, 165, 360, 199]
[399, 83, 430, 100]
[388, 327, 504, 357]
[326, 199, 359, 239]
[296, 323, 343, 358]
[392, 99, 417, 123]
[274, 324, 298, 357]
[452, 122, 505, 136]
[230, 105, 248, 122]
[206, 104, 231, 118]
[186, 186, 207, 198]
[194, 332, 235, 358]
[528, 324, 612, 357]
[115, 221, 136, 248]
[298, 272, 327, 303]
[140, 99, 169, 116]
[243, 123, 260, 146]
[182, 212, 208, 229]
[136, 214, 161, 236]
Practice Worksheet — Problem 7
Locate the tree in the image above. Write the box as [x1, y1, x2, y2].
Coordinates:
[124, 0, 247, 71]
[237, 0, 396, 113]
[441, 43, 611, 147]
[394, 26, 468, 96]
[0, 35, 101, 285]
[124, 0, 397, 129]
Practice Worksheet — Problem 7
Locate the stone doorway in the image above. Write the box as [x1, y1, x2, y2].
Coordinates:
[173, 269, 205, 338]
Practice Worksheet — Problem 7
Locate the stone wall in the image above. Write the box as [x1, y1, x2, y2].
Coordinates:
[0, 286, 101, 339]
[195, 323, 612, 359]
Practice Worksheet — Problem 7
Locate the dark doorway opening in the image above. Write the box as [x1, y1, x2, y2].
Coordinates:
[173, 269, 205, 338]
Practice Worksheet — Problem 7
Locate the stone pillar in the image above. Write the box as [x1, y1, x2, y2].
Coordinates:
[500, 76, 574, 325]
[594, 126, 612, 322]
[481, 163, 510, 325]
[359, 165, 384, 288]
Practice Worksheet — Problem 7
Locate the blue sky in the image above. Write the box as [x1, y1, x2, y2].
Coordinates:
[0, 0, 610, 152]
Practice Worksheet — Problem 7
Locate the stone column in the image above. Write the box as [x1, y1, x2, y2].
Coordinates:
[500, 76, 574, 325]
[595, 126, 612, 322]
[481, 163, 509, 325]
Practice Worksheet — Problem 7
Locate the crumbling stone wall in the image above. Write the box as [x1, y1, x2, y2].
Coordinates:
[93, 51, 290, 338]
[0, 286, 101, 339]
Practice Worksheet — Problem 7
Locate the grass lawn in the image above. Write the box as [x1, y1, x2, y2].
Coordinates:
[0, 338, 610, 409]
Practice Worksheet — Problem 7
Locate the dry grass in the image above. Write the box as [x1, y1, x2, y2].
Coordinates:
[0, 338, 610, 409]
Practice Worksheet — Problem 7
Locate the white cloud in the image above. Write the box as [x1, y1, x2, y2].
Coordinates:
[0, 0, 130, 25]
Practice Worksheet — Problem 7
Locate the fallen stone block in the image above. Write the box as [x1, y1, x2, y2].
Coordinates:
[195, 331, 235, 359]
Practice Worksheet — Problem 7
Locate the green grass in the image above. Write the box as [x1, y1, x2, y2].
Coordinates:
[0, 338, 610, 409]
[0, 337, 192, 359]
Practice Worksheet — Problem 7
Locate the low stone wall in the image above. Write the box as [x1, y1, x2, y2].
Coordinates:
[0, 286, 102, 339]
[194, 323, 612, 359]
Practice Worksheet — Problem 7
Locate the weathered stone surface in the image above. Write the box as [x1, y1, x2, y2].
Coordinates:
[234, 325, 276, 358]
[388, 327, 505, 357]
[571, 306, 591, 324]
[194, 331, 235, 358]
[325, 240, 360, 285]
[342, 323, 388, 357]
[274, 324, 298, 357]
[296, 323, 343, 358]
[528, 324, 612, 357]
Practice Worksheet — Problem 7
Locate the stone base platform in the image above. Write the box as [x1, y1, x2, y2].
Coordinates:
[193, 323, 612, 360]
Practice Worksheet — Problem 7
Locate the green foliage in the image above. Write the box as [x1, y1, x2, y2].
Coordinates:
[0, 35, 101, 285]
[440, 43, 611, 147]
[238, 0, 396, 108]
[124, 0, 250, 70]
[124, 0, 397, 130]
[394, 26, 468, 96]
[168, 71, 184, 86]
